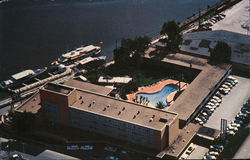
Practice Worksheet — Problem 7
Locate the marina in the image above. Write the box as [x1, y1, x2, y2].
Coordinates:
[0, 44, 104, 107]
[1, 0, 249, 160]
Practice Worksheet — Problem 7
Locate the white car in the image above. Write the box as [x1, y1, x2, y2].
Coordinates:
[186, 143, 196, 155]
[207, 103, 215, 107]
[201, 112, 209, 118]
[234, 79, 239, 84]
[228, 76, 236, 80]
[230, 122, 241, 128]
[195, 117, 202, 123]
[205, 105, 215, 111]
[222, 84, 231, 90]
[226, 130, 236, 136]
[208, 151, 219, 156]
[212, 96, 222, 103]
[224, 82, 233, 88]
[210, 99, 218, 103]
[227, 125, 238, 131]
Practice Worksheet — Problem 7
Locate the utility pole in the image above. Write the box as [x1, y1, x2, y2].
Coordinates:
[198, 8, 201, 28]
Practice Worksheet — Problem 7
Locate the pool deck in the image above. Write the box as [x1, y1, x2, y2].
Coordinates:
[144, 48, 231, 122]
[127, 79, 187, 107]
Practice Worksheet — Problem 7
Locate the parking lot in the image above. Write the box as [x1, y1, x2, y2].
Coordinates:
[188, 145, 209, 159]
[204, 75, 250, 130]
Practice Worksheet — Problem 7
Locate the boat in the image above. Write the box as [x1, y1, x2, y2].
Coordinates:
[54, 45, 101, 65]
[0, 67, 47, 89]
[30, 68, 47, 79]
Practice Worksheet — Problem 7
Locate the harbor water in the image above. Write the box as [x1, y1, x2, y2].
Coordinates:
[0, 0, 220, 81]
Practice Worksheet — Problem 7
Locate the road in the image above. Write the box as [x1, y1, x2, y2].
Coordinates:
[204, 75, 250, 130]
[0, 89, 36, 107]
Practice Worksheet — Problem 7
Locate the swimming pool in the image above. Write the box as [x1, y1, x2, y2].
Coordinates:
[135, 84, 179, 107]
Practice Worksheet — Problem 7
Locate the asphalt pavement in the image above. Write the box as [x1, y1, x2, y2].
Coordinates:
[204, 75, 250, 130]
[188, 144, 209, 159]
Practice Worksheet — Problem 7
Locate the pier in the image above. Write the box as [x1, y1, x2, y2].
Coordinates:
[179, 0, 242, 30]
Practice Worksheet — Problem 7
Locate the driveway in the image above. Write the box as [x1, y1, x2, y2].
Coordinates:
[188, 144, 208, 159]
[204, 75, 250, 130]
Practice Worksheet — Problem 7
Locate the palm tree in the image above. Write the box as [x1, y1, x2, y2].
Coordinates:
[156, 101, 165, 109]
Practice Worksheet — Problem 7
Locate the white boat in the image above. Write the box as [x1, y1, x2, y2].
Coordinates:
[0, 68, 47, 89]
[56, 45, 101, 65]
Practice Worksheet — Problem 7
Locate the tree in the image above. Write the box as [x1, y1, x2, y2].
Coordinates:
[210, 41, 231, 63]
[113, 47, 129, 66]
[156, 101, 165, 109]
[113, 36, 151, 67]
[160, 21, 182, 51]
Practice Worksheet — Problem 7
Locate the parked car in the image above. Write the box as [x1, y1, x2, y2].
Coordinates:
[205, 105, 215, 111]
[208, 151, 219, 156]
[226, 130, 236, 136]
[212, 96, 222, 102]
[219, 13, 226, 17]
[120, 150, 128, 154]
[222, 84, 231, 89]
[228, 78, 238, 84]
[105, 156, 119, 160]
[225, 79, 236, 86]
[198, 115, 207, 122]
[241, 109, 250, 115]
[203, 109, 213, 115]
[219, 88, 229, 95]
[234, 119, 244, 125]
[201, 112, 209, 118]
[204, 154, 216, 159]
[241, 106, 250, 114]
[207, 102, 216, 107]
[224, 82, 233, 88]
[195, 117, 202, 122]
[215, 91, 223, 98]
[230, 122, 241, 128]
[186, 143, 196, 155]
[227, 125, 238, 131]
[228, 76, 236, 80]
[210, 145, 224, 152]
[210, 99, 218, 103]
[236, 112, 249, 119]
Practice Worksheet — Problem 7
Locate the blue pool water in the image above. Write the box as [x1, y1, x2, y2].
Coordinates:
[136, 84, 179, 107]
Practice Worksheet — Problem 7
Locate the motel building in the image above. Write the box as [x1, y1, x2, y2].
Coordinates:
[14, 57, 232, 159]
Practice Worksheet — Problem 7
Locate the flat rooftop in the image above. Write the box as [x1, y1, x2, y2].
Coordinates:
[15, 92, 42, 114]
[145, 50, 231, 122]
[68, 88, 178, 131]
[63, 79, 112, 95]
[168, 63, 231, 121]
[162, 123, 199, 158]
[44, 83, 74, 95]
